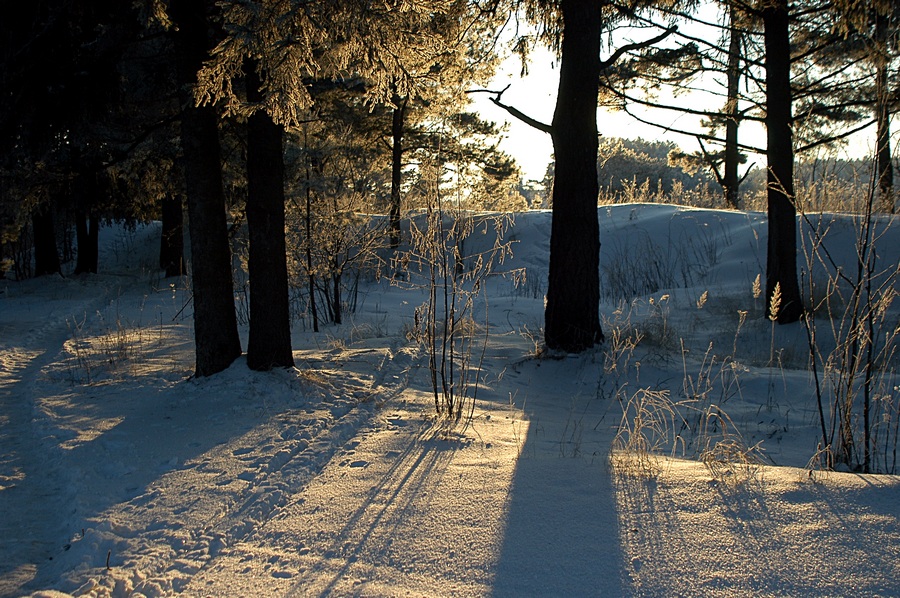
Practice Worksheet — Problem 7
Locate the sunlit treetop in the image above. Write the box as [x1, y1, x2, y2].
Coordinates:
[153, 0, 503, 127]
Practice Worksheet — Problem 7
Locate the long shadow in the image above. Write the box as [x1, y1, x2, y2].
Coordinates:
[489, 356, 626, 597]
[0, 275, 209, 596]
[0, 344, 71, 598]
[1, 338, 375, 597]
[0, 365, 248, 597]
[288, 422, 462, 597]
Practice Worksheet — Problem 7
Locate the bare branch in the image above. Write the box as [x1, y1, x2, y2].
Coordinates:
[599, 26, 678, 72]
[620, 104, 767, 154]
[795, 118, 877, 154]
[697, 137, 725, 186]
[467, 85, 553, 134]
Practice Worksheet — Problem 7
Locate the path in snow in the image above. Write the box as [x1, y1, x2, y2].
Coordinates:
[18, 340, 418, 597]
[0, 277, 118, 596]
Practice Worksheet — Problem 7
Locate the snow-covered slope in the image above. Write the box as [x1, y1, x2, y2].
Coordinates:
[1, 205, 898, 597]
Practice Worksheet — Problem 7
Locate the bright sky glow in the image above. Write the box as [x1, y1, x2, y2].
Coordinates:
[470, 23, 890, 183]
[470, 44, 769, 182]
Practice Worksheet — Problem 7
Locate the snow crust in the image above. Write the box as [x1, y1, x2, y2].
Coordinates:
[1, 205, 898, 597]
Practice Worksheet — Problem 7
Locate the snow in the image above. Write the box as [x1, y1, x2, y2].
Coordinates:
[2, 204, 899, 597]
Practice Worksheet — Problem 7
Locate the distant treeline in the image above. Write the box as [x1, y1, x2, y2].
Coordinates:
[528, 137, 893, 212]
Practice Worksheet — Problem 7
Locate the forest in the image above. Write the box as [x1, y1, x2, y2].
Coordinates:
[2, 0, 897, 362]
[1, 0, 900, 596]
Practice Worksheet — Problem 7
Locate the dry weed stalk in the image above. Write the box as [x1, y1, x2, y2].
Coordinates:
[697, 405, 765, 485]
[799, 184, 900, 473]
[611, 388, 687, 478]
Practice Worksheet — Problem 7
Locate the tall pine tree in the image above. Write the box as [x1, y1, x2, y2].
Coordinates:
[169, 0, 242, 376]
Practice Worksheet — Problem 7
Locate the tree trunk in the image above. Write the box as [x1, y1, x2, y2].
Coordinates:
[389, 93, 407, 249]
[723, 5, 742, 209]
[763, 0, 803, 323]
[245, 59, 294, 371]
[32, 207, 60, 277]
[332, 272, 342, 325]
[159, 194, 186, 277]
[545, 0, 604, 352]
[73, 211, 99, 275]
[875, 11, 893, 213]
[73, 166, 100, 275]
[171, 0, 241, 377]
[304, 144, 319, 333]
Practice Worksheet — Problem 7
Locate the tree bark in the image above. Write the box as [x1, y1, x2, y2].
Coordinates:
[763, 0, 803, 323]
[545, 0, 604, 352]
[304, 138, 319, 333]
[723, 5, 742, 209]
[159, 194, 186, 277]
[875, 11, 893, 213]
[245, 59, 294, 371]
[32, 207, 61, 277]
[171, 0, 241, 377]
[389, 93, 407, 249]
[73, 166, 100, 275]
[73, 211, 99, 275]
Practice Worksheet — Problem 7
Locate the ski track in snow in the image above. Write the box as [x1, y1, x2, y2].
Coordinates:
[0, 271, 145, 595]
[14, 340, 417, 597]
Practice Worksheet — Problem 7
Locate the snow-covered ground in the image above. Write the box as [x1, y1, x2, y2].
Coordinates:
[2, 204, 899, 597]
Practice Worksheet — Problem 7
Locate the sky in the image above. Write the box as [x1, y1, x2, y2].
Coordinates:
[468, 43, 769, 182]
[469, 24, 890, 183]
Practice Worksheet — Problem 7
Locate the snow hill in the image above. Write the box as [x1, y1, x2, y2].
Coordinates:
[1, 204, 898, 597]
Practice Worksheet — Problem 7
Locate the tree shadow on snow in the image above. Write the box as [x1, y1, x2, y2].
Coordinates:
[489, 355, 626, 597]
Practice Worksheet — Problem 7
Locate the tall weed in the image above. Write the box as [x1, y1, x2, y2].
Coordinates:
[396, 164, 519, 424]
[800, 193, 900, 473]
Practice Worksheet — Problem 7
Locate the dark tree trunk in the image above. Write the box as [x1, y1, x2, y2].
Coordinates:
[304, 151, 319, 333]
[159, 194, 186, 277]
[245, 59, 294, 371]
[763, 0, 803, 323]
[73, 211, 99, 274]
[171, 0, 241, 377]
[332, 273, 342, 325]
[389, 93, 407, 249]
[875, 11, 893, 213]
[545, 0, 604, 352]
[73, 166, 99, 275]
[32, 208, 61, 277]
[723, 6, 742, 209]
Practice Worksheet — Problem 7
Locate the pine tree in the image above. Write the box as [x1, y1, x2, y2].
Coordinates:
[502, 0, 674, 351]
[1, 0, 143, 277]
[193, 0, 507, 347]
[245, 58, 294, 370]
[761, 0, 804, 323]
[169, 0, 242, 377]
[544, 0, 605, 351]
[159, 194, 186, 277]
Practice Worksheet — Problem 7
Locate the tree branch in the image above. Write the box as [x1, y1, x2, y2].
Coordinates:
[606, 86, 765, 123]
[697, 137, 725, 186]
[468, 28, 680, 137]
[101, 113, 181, 169]
[795, 118, 877, 154]
[467, 85, 553, 134]
[620, 103, 767, 154]
[599, 26, 679, 72]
